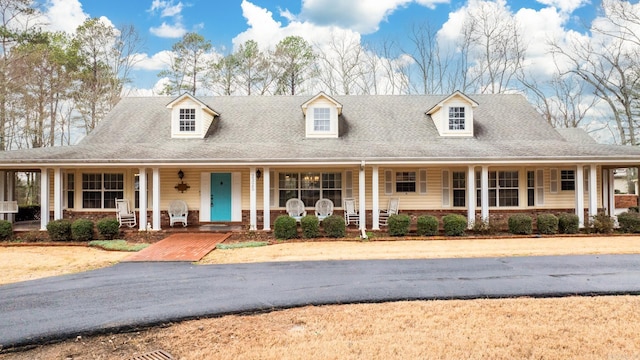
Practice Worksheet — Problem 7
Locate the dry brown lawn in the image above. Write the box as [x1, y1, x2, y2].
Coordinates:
[1, 236, 640, 359]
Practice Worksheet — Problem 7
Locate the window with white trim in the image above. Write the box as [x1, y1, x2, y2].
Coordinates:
[179, 108, 196, 132]
[476, 171, 519, 207]
[452, 171, 466, 207]
[278, 172, 342, 207]
[65, 173, 74, 209]
[395, 171, 416, 193]
[448, 107, 465, 130]
[313, 108, 330, 131]
[134, 174, 150, 209]
[561, 170, 575, 191]
[82, 173, 124, 209]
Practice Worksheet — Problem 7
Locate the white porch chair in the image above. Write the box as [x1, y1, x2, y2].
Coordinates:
[115, 198, 137, 228]
[315, 199, 334, 222]
[169, 200, 188, 227]
[343, 198, 359, 226]
[379, 197, 400, 226]
[286, 198, 307, 222]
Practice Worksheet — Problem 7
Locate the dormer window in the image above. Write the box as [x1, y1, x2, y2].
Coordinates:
[179, 108, 196, 132]
[167, 94, 219, 139]
[448, 107, 465, 130]
[314, 108, 331, 131]
[301, 92, 342, 139]
[426, 91, 478, 138]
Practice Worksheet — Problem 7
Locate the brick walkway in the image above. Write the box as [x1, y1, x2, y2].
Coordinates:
[123, 233, 230, 262]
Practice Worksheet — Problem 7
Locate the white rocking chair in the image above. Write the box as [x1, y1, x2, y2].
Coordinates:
[169, 200, 188, 227]
[315, 199, 334, 222]
[286, 198, 307, 222]
[343, 198, 359, 226]
[115, 198, 137, 228]
[379, 198, 400, 226]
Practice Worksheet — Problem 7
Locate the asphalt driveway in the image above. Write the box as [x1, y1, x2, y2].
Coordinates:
[1, 254, 640, 349]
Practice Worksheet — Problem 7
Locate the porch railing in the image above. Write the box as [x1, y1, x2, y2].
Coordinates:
[0, 201, 18, 213]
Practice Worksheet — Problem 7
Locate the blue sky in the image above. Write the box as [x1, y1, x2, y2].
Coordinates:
[40, 0, 608, 92]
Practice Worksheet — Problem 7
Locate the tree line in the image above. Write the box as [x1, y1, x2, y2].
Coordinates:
[1, 0, 639, 150]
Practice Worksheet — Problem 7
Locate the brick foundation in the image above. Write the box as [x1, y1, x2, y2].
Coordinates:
[615, 195, 638, 209]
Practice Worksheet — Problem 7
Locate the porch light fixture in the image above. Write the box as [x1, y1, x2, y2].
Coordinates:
[256, 169, 262, 179]
[175, 169, 190, 193]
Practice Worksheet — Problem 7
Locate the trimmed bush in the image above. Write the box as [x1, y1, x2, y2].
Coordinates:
[96, 218, 120, 240]
[472, 219, 496, 235]
[71, 219, 95, 241]
[0, 220, 12, 240]
[323, 215, 346, 238]
[591, 212, 614, 234]
[508, 214, 532, 235]
[416, 215, 439, 236]
[536, 213, 558, 235]
[443, 214, 467, 236]
[300, 215, 320, 238]
[618, 211, 640, 233]
[388, 214, 411, 236]
[274, 215, 297, 240]
[46, 219, 72, 241]
[558, 213, 580, 234]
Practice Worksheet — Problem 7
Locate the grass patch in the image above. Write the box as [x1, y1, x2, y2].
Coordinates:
[216, 241, 269, 250]
[88, 240, 150, 252]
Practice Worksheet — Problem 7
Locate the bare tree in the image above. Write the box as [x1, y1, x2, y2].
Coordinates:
[403, 21, 453, 94]
[316, 31, 366, 95]
[550, 0, 640, 145]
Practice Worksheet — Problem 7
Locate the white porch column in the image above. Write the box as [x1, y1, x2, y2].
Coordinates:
[467, 166, 476, 228]
[575, 165, 585, 227]
[608, 169, 616, 217]
[588, 165, 598, 218]
[249, 166, 257, 231]
[6, 171, 14, 223]
[53, 168, 63, 220]
[358, 163, 366, 230]
[602, 169, 610, 216]
[0, 171, 5, 221]
[481, 166, 489, 222]
[138, 168, 148, 231]
[152, 168, 161, 230]
[40, 168, 50, 230]
[372, 165, 380, 230]
[263, 167, 271, 231]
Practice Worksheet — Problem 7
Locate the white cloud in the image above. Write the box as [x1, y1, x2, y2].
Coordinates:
[150, 22, 186, 38]
[535, 0, 590, 14]
[131, 50, 174, 71]
[41, 0, 88, 34]
[148, 0, 183, 17]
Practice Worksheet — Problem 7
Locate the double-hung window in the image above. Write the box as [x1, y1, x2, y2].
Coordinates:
[278, 172, 342, 207]
[561, 170, 575, 191]
[448, 107, 465, 130]
[82, 173, 124, 209]
[313, 108, 330, 132]
[179, 108, 196, 132]
[476, 171, 519, 207]
[452, 171, 466, 207]
[395, 172, 416, 193]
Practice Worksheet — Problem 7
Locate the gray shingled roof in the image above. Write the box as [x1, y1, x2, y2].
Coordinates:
[1, 93, 639, 165]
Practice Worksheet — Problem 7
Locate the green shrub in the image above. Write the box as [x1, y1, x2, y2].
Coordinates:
[472, 218, 498, 235]
[388, 214, 411, 236]
[508, 214, 532, 235]
[46, 219, 72, 241]
[629, 206, 639, 213]
[442, 214, 467, 236]
[71, 219, 94, 241]
[617, 211, 640, 233]
[96, 218, 120, 240]
[416, 215, 439, 236]
[0, 220, 12, 240]
[300, 215, 320, 238]
[536, 213, 558, 235]
[274, 215, 298, 240]
[591, 212, 614, 234]
[558, 213, 580, 234]
[323, 215, 346, 238]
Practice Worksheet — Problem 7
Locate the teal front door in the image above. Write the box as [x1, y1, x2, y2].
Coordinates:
[210, 173, 232, 221]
